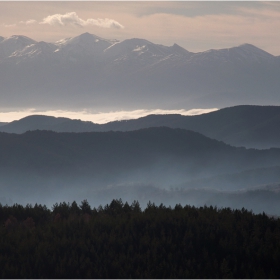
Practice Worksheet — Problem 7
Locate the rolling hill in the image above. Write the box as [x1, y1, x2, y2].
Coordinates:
[2, 105, 280, 148]
[1, 127, 280, 213]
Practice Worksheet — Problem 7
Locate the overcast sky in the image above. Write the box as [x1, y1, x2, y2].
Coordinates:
[1, 1, 280, 55]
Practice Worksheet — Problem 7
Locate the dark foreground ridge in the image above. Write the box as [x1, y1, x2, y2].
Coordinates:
[1, 199, 280, 278]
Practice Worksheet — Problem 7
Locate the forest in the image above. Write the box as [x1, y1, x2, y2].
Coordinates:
[1, 199, 280, 278]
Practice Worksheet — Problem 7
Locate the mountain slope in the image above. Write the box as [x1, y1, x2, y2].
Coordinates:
[2, 127, 280, 213]
[0, 115, 100, 134]
[2, 105, 280, 148]
[0, 33, 279, 109]
[99, 105, 280, 149]
[1, 127, 280, 185]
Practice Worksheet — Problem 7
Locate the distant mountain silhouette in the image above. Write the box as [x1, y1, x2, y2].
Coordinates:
[99, 105, 280, 149]
[2, 105, 280, 148]
[0, 115, 100, 134]
[0, 127, 280, 186]
[1, 33, 280, 110]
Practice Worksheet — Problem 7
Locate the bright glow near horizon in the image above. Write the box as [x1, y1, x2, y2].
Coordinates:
[0, 108, 219, 124]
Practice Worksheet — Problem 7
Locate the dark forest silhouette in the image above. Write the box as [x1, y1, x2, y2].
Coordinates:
[1, 200, 280, 278]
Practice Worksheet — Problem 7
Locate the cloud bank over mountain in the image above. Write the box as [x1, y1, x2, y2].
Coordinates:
[0, 108, 218, 123]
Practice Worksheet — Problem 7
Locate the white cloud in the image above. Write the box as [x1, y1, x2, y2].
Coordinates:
[3, 23, 16, 28]
[40, 12, 124, 29]
[0, 108, 218, 124]
[19, 19, 37, 25]
[25, 19, 37, 25]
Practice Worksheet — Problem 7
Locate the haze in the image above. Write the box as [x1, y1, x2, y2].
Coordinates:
[0, 108, 218, 123]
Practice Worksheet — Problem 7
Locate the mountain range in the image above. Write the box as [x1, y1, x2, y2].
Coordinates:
[1, 105, 280, 149]
[1, 33, 280, 110]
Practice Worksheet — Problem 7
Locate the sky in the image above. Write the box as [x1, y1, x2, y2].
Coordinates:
[1, 1, 280, 55]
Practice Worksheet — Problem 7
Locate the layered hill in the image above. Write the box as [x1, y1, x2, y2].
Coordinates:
[2, 105, 280, 148]
[1, 127, 280, 211]
[1, 33, 280, 110]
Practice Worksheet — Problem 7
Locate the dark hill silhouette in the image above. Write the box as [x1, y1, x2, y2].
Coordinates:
[100, 105, 280, 149]
[1, 127, 280, 183]
[0, 115, 100, 133]
[2, 127, 280, 212]
[1, 105, 280, 148]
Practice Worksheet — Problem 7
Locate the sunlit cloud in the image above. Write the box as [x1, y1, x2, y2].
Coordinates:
[3, 23, 16, 28]
[0, 108, 218, 124]
[40, 12, 124, 29]
[25, 19, 37, 25]
[2, 12, 123, 30]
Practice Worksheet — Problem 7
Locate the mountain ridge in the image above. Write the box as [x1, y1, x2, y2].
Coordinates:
[1, 32, 279, 110]
[2, 105, 280, 149]
[2, 126, 280, 212]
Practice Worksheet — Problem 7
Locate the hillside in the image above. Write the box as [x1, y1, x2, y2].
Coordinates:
[2, 105, 280, 148]
[1, 127, 280, 212]
[101, 105, 280, 148]
[0, 115, 100, 134]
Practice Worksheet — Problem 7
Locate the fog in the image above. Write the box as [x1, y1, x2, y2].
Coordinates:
[0, 107, 218, 123]
[1, 127, 280, 216]
[1, 162, 280, 216]
[1, 179, 280, 217]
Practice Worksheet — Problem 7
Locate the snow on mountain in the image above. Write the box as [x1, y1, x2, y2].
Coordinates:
[54, 32, 118, 61]
[0, 33, 275, 66]
[104, 38, 188, 65]
[0, 35, 36, 60]
[0, 32, 279, 110]
[9, 41, 57, 62]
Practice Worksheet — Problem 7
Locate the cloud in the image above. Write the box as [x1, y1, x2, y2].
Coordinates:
[40, 12, 124, 29]
[25, 19, 37, 25]
[0, 108, 218, 124]
[3, 23, 16, 28]
[19, 19, 37, 25]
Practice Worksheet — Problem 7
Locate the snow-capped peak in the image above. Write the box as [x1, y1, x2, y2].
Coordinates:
[2, 35, 36, 46]
[53, 32, 118, 59]
[55, 32, 117, 47]
[0, 35, 37, 59]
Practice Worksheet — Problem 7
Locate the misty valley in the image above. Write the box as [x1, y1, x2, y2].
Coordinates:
[1, 105, 280, 217]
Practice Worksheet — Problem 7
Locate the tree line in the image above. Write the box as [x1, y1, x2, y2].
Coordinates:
[1, 199, 280, 278]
